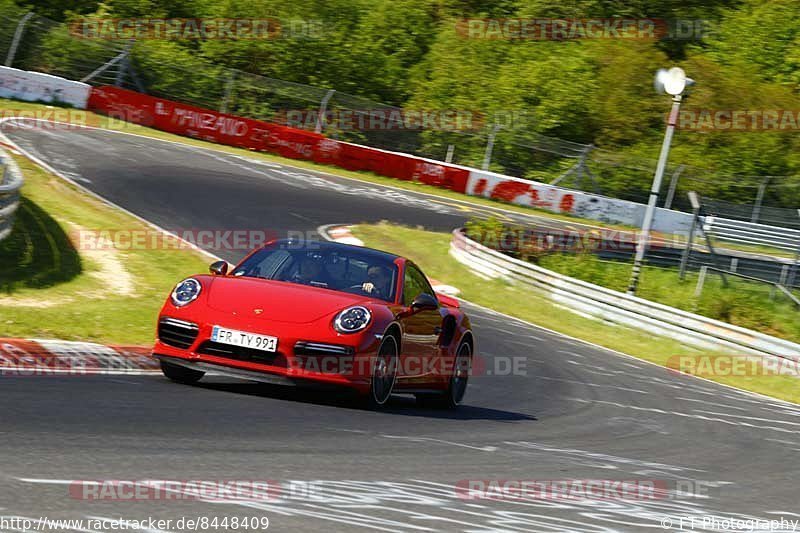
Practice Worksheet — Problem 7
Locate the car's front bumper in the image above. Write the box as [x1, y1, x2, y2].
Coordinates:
[153, 312, 379, 392]
[154, 355, 352, 391]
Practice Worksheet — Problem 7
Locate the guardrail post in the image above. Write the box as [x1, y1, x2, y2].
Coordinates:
[751, 176, 771, 223]
[220, 71, 236, 114]
[482, 124, 503, 171]
[770, 265, 790, 301]
[663, 165, 685, 209]
[697, 213, 728, 287]
[114, 40, 134, 87]
[445, 144, 455, 163]
[4, 12, 34, 67]
[679, 191, 702, 280]
[314, 89, 336, 134]
[679, 209, 700, 280]
[694, 266, 708, 297]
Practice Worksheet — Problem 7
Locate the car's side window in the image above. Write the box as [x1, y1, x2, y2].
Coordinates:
[403, 264, 434, 306]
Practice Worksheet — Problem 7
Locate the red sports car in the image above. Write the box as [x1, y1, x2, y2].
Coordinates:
[153, 239, 474, 408]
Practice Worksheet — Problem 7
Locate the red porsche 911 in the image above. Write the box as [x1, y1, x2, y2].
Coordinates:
[153, 239, 474, 408]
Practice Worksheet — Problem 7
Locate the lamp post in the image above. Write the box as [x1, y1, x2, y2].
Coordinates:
[627, 67, 694, 295]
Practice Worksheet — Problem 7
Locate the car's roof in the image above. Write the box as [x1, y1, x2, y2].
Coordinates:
[273, 238, 401, 263]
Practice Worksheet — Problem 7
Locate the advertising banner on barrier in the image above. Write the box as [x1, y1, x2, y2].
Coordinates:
[465, 169, 692, 233]
[87, 85, 322, 159]
[312, 138, 469, 192]
[87, 86, 470, 192]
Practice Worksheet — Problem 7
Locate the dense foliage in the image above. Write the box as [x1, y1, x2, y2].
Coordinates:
[6, 0, 800, 208]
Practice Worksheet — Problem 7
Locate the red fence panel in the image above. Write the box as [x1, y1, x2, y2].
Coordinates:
[88, 86, 469, 194]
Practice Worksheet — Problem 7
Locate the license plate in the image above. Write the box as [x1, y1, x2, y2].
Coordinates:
[211, 326, 278, 352]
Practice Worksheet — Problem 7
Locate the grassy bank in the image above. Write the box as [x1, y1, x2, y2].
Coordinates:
[351, 222, 800, 403]
[538, 253, 800, 344]
[0, 154, 209, 345]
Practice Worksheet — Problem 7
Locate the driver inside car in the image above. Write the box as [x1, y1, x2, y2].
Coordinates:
[293, 255, 330, 287]
[361, 265, 392, 298]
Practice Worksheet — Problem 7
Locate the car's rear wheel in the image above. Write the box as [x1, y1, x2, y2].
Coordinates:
[416, 340, 471, 409]
[365, 335, 398, 409]
[160, 360, 204, 384]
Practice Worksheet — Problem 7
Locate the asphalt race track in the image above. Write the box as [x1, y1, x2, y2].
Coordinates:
[2, 125, 800, 532]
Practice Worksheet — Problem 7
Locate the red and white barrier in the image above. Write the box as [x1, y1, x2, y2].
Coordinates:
[0, 66, 694, 233]
[85, 85, 693, 233]
[0, 338, 157, 375]
[87, 86, 471, 193]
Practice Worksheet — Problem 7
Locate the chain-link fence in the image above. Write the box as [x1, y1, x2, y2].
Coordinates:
[1, 11, 799, 229]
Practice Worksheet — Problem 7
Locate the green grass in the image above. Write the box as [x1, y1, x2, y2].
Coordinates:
[351, 222, 800, 403]
[0, 154, 210, 345]
[538, 253, 800, 343]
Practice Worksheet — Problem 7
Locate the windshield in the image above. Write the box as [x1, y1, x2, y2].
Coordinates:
[232, 244, 399, 303]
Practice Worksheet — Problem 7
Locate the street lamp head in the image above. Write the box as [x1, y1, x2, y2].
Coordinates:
[655, 67, 694, 96]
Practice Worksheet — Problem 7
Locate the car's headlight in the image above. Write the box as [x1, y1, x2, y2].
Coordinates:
[333, 306, 372, 334]
[171, 278, 202, 307]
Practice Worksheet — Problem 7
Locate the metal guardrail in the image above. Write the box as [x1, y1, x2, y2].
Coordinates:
[703, 216, 800, 253]
[450, 229, 800, 360]
[0, 147, 23, 241]
[512, 228, 800, 289]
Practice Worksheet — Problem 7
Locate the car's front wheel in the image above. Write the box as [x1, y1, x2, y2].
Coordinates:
[365, 335, 398, 409]
[160, 360, 204, 385]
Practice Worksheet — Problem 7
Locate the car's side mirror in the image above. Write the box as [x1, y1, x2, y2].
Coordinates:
[209, 260, 229, 276]
[411, 293, 439, 312]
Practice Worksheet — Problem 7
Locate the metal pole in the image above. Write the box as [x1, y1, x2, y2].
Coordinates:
[482, 124, 502, 171]
[114, 46, 130, 87]
[81, 50, 127, 83]
[314, 89, 336, 134]
[694, 265, 708, 298]
[627, 94, 682, 295]
[445, 144, 455, 163]
[697, 215, 728, 287]
[5, 12, 34, 67]
[751, 176, 771, 223]
[663, 164, 685, 210]
[679, 203, 699, 280]
[220, 71, 236, 114]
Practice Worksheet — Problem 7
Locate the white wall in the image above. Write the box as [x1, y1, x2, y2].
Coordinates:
[0, 66, 91, 109]
[465, 169, 694, 233]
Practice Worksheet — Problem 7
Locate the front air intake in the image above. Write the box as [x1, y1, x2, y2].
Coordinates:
[158, 318, 199, 349]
